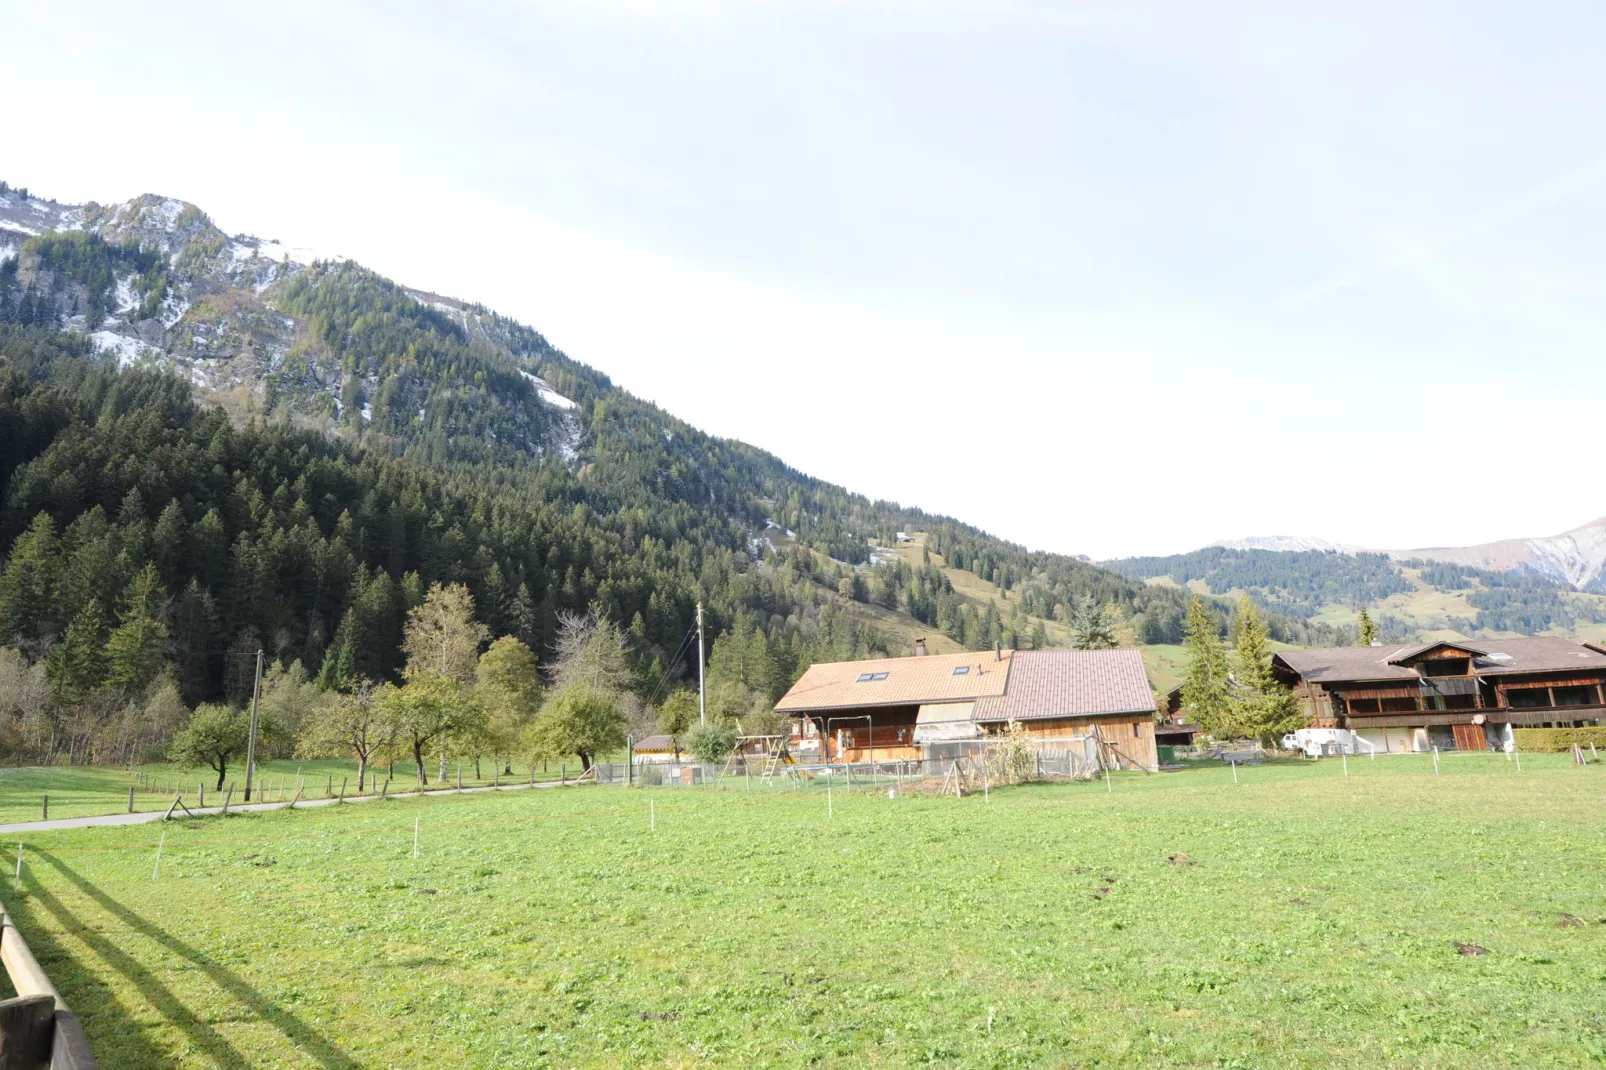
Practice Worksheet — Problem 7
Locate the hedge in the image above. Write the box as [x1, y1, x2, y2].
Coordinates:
[1512, 727, 1606, 752]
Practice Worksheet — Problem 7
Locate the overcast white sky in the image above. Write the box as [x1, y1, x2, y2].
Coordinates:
[6, 1, 1606, 558]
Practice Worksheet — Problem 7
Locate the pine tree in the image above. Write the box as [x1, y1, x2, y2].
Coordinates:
[1181, 596, 1231, 734]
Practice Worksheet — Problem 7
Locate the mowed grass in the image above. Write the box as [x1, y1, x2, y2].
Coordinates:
[3, 755, 1605, 1068]
[0, 758, 583, 825]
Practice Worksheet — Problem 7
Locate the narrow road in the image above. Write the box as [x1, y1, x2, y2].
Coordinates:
[0, 778, 577, 835]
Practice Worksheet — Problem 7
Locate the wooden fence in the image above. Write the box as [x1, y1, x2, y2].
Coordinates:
[0, 898, 97, 1068]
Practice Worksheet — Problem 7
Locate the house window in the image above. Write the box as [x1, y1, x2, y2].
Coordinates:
[1380, 697, 1419, 713]
[1134, 723, 1143, 737]
[1509, 688, 1549, 709]
[872, 672, 888, 680]
[952, 666, 970, 676]
[856, 673, 873, 682]
[1347, 698, 1381, 714]
[1553, 685, 1597, 707]
[1420, 658, 1470, 677]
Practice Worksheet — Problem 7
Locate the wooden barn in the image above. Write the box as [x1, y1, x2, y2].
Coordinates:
[1272, 637, 1606, 753]
[774, 645, 1160, 770]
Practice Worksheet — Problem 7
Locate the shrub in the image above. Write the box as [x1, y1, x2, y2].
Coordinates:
[1512, 727, 1606, 753]
[683, 722, 737, 764]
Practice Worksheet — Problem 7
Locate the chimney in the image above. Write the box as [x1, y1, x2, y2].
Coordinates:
[994, 641, 1001, 662]
[914, 639, 928, 657]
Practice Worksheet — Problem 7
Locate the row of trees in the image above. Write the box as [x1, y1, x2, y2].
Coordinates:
[170, 583, 651, 790]
[1179, 595, 1305, 745]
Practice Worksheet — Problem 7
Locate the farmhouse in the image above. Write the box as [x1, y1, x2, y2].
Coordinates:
[1272, 637, 1606, 753]
[774, 645, 1160, 769]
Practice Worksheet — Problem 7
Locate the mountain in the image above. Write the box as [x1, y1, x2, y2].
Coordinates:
[1106, 518, 1606, 644]
[3, 176, 1357, 751]
[1386, 516, 1606, 594]
[1211, 535, 1364, 554]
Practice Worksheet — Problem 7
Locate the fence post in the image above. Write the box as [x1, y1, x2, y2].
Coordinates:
[1432, 746, 1440, 775]
[561, 762, 566, 786]
[14, 841, 21, 890]
[339, 777, 347, 802]
[41, 795, 47, 821]
[223, 785, 233, 815]
[412, 817, 419, 859]
[199, 783, 205, 808]
[152, 829, 165, 879]
[128, 786, 136, 813]
[457, 765, 463, 791]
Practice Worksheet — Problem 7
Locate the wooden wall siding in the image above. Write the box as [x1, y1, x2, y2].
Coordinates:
[1497, 676, 1606, 692]
[986, 716, 1159, 771]
[1338, 686, 1424, 701]
[1451, 724, 1490, 751]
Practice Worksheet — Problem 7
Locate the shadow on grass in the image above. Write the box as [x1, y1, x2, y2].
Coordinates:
[27, 851, 361, 1070]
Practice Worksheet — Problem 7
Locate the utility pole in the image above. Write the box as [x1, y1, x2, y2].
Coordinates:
[696, 601, 706, 727]
[244, 649, 264, 802]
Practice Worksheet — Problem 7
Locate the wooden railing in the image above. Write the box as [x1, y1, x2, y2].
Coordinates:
[0, 900, 97, 1069]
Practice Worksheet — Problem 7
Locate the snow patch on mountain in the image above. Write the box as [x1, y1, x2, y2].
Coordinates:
[1523, 523, 1606, 591]
[519, 369, 577, 411]
[91, 331, 157, 368]
[1211, 535, 1364, 554]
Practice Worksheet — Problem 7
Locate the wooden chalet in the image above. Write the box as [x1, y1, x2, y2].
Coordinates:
[1272, 637, 1606, 753]
[774, 645, 1160, 769]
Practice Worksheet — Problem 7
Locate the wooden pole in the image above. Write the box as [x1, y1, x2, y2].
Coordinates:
[244, 649, 264, 801]
[1342, 752, 1348, 777]
[1432, 746, 1440, 775]
[152, 829, 165, 880]
[222, 785, 233, 815]
[128, 786, 136, 813]
[198, 783, 205, 808]
[339, 777, 347, 802]
[41, 795, 47, 821]
[1230, 760, 1238, 784]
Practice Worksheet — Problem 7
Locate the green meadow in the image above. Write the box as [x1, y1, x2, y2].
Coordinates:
[2, 753, 1603, 1068]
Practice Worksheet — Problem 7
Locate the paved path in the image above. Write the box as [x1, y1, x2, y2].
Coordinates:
[0, 778, 577, 835]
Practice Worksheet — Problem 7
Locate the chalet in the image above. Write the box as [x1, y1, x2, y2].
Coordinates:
[774, 645, 1160, 769]
[1272, 637, 1606, 753]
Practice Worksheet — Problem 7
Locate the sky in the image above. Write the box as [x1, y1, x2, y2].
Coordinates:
[6, 0, 1606, 559]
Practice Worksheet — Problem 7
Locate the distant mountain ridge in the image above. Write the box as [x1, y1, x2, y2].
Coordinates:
[1207, 517, 1606, 593]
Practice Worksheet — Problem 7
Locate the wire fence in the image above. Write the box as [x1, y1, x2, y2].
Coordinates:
[600, 735, 1105, 794]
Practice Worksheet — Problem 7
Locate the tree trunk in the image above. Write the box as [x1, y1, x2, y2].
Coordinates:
[215, 760, 227, 792]
[413, 738, 428, 784]
[474, 755, 481, 780]
[356, 755, 367, 793]
[578, 750, 593, 772]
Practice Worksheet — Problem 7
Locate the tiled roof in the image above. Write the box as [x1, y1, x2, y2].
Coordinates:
[1275, 636, 1606, 683]
[634, 734, 677, 751]
[774, 649, 1014, 713]
[972, 648, 1156, 722]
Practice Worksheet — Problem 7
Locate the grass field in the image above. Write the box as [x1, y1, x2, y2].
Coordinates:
[3, 754, 1603, 1066]
[0, 756, 585, 825]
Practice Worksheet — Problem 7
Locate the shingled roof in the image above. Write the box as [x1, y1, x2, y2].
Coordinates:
[1274, 636, 1606, 684]
[972, 648, 1156, 722]
[774, 649, 1015, 713]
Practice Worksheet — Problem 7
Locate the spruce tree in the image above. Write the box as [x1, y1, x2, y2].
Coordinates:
[1067, 596, 1117, 650]
[1228, 595, 1306, 745]
[1358, 607, 1378, 646]
[1181, 596, 1230, 734]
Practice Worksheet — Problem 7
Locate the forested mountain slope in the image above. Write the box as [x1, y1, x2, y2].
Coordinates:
[0, 178, 1349, 763]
